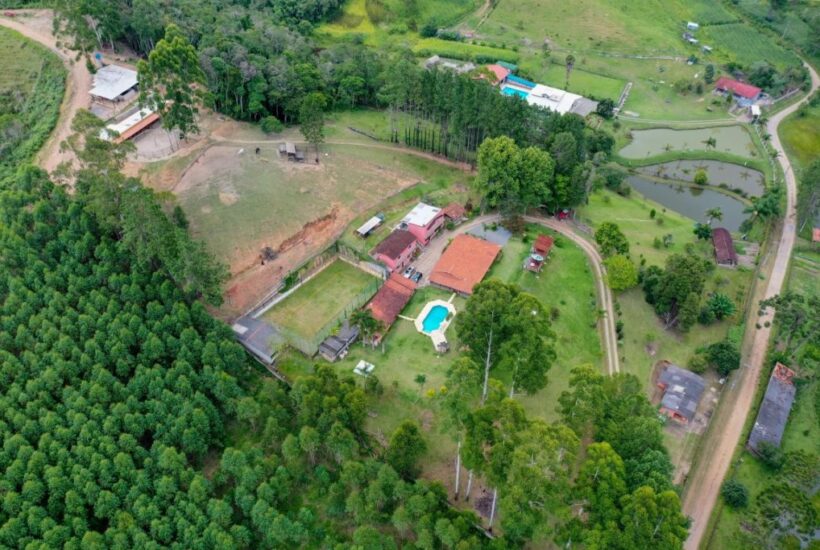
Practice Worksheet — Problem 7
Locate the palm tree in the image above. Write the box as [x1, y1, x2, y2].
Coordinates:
[414, 373, 427, 400]
[350, 309, 381, 347]
[706, 207, 723, 225]
[705, 136, 717, 148]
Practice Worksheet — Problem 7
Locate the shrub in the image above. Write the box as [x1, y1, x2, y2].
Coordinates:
[756, 441, 784, 470]
[420, 21, 438, 37]
[721, 479, 749, 508]
[688, 353, 709, 374]
[694, 168, 709, 185]
[708, 340, 740, 376]
[260, 116, 284, 134]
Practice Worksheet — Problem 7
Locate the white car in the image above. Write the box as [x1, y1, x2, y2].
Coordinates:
[402, 266, 414, 278]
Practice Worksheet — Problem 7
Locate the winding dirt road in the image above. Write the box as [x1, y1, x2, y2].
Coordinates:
[0, 10, 91, 173]
[682, 60, 819, 550]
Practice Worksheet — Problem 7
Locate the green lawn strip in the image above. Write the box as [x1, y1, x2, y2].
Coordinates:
[264, 260, 378, 340]
[779, 103, 820, 171]
[413, 38, 519, 63]
[518, 58, 626, 100]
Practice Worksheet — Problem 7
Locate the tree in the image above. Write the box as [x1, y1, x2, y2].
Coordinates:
[414, 373, 427, 398]
[706, 207, 723, 224]
[693, 222, 712, 240]
[351, 309, 382, 347]
[557, 364, 606, 435]
[439, 358, 482, 500]
[617, 486, 689, 549]
[642, 254, 710, 328]
[745, 186, 783, 220]
[260, 116, 284, 134]
[596, 98, 615, 119]
[565, 54, 576, 87]
[704, 64, 715, 84]
[595, 222, 630, 257]
[604, 255, 638, 291]
[760, 291, 819, 357]
[138, 24, 205, 145]
[721, 479, 749, 508]
[385, 421, 427, 480]
[475, 136, 555, 213]
[755, 441, 784, 470]
[576, 442, 627, 525]
[300, 92, 327, 162]
[694, 168, 709, 185]
[708, 340, 741, 376]
[498, 293, 556, 398]
[705, 292, 736, 320]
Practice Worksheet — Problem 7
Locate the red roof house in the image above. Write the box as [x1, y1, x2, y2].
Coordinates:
[714, 77, 762, 100]
[430, 234, 502, 295]
[372, 230, 419, 273]
[442, 203, 467, 223]
[712, 227, 737, 266]
[483, 64, 511, 84]
[366, 274, 416, 329]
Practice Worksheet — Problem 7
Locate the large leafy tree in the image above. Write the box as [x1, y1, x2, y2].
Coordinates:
[138, 24, 206, 143]
[300, 92, 327, 162]
[594, 222, 630, 257]
[604, 255, 638, 291]
[641, 254, 710, 329]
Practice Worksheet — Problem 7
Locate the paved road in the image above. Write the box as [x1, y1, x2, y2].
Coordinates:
[415, 214, 620, 375]
[0, 10, 92, 174]
[682, 60, 820, 550]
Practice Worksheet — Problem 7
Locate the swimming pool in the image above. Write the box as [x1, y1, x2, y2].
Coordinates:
[422, 305, 449, 333]
[502, 86, 529, 99]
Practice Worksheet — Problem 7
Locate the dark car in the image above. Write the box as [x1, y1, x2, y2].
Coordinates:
[411, 271, 423, 283]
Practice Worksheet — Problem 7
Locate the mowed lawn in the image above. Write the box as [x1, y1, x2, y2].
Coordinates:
[264, 260, 378, 340]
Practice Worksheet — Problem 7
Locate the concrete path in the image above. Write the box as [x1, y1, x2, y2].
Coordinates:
[681, 59, 819, 550]
[415, 214, 620, 375]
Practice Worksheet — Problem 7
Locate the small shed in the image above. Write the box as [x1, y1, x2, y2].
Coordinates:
[318, 322, 359, 362]
[712, 228, 738, 266]
[356, 214, 385, 238]
[657, 363, 706, 424]
[748, 363, 796, 454]
[525, 235, 554, 273]
[442, 203, 467, 224]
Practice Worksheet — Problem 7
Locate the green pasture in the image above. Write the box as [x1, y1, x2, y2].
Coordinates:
[0, 26, 55, 94]
[413, 38, 519, 63]
[264, 259, 378, 341]
[701, 23, 801, 70]
[579, 189, 753, 388]
[734, 0, 820, 65]
[519, 58, 625, 100]
[779, 102, 820, 171]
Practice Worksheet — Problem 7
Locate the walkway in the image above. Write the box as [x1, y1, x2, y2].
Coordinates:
[681, 59, 819, 550]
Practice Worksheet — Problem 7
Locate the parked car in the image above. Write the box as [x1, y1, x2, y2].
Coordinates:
[411, 271, 423, 283]
[402, 266, 414, 278]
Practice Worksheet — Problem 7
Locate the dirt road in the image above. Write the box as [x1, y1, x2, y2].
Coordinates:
[682, 60, 819, 549]
[421, 214, 620, 375]
[0, 10, 91, 174]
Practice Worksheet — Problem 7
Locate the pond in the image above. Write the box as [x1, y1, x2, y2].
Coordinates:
[627, 175, 748, 232]
[619, 126, 757, 159]
[636, 160, 765, 196]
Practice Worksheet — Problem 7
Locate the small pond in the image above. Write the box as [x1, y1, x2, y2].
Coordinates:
[627, 175, 748, 232]
[636, 160, 765, 196]
[619, 126, 757, 159]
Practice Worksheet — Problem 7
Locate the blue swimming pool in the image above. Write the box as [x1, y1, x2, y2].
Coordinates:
[502, 86, 529, 99]
[422, 305, 449, 333]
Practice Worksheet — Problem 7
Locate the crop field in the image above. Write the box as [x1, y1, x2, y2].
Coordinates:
[263, 259, 379, 342]
[701, 23, 801, 69]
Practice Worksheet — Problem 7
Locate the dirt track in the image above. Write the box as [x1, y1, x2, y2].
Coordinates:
[681, 60, 819, 549]
[0, 10, 91, 174]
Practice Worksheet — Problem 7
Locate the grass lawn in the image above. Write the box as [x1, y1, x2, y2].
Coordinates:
[0, 26, 57, 94]
[518, 58, 626, 100]
[779, 102, 820, 171]
[579, 189, 754, 388]
[264, 260, 378, 341]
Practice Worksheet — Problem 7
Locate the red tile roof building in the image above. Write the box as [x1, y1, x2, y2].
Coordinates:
[430, 234, 502, 295]
[712, 227, 738, 266]
[372, 230, 419, 273]
[484, 64, 511, 84]
[366, 274, 416, 328]
[442, 203, 467, 222]
[714, 77, 762, 100]
[533, 235, 554, 255]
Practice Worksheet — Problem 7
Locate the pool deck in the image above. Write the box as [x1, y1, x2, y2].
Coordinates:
[414, 299, 457, 350]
